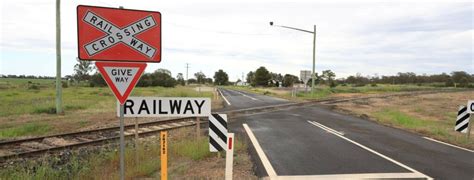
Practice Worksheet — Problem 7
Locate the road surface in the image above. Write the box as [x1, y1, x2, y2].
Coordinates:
[217, 88, 289, 111]
[220, 88, 474, 179]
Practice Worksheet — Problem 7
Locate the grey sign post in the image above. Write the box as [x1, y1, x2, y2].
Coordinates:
[119, 104, 125, 180]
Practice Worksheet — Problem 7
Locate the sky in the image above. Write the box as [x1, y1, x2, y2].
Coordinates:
[0, 0, 473, 81]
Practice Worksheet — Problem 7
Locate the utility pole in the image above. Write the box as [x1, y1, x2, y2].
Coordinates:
[55, 0, 63, 114]
[311, 25, 316, 97]
[185, 63, 189, 85]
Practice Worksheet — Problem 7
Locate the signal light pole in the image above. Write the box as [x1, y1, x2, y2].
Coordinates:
[270, 22, 316, 97]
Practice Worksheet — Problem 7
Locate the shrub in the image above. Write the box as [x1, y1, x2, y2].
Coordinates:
[62, 81, 68, 88]
[28, 84, 40, 90]
[33, 106, 56, 114]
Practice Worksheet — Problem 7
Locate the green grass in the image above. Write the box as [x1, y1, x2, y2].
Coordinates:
[0, 78, 214, 117]
[373, 109, 424, 128]
[0, 78, 217, 139]
[171, 136, 213, 161]
[0, 122, 52, 138]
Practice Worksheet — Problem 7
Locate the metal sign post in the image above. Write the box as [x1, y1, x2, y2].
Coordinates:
[196, 117, 201, 138]
[76, 5, 161, 180]
[119, 104, 125, 180]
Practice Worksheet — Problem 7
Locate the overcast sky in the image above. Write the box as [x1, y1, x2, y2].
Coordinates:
[0, 0, 472, 81]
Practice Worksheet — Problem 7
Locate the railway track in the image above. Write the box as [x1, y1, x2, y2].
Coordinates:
[0, 117, 196, 161]
[1, 89, 469, 162]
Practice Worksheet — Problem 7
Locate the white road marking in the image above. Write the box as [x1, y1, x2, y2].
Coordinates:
[217, 88, 231, 106]
[423, 137, 474, 153]
[243, 123, 277, 178]
[233, 90, 258, 100]
[308, 120, 432, 180]
[274, 172, 429, 179]
[308, 121, 344, 136]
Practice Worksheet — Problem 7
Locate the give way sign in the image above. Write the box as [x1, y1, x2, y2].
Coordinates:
[77, 5, 161, 62]
[95, 62, 146, 104]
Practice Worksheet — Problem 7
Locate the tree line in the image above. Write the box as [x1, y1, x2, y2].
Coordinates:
[340, 71, 473, 87]
[2, 60, 472, 88]
[245, 66, 473, 88]
[246, 66, 337, 88]
[74, 60, 230, 87]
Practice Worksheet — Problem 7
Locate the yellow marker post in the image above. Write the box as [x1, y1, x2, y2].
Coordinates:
[160, 131, 168, 180]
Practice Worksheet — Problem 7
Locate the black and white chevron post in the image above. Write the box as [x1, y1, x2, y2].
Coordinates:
[455, 105, 470, 133]
[209, 114, 228, 152]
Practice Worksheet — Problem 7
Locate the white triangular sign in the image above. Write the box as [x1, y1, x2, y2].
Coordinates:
[103, 67, 139, 95]
[95, 62, 147, 105]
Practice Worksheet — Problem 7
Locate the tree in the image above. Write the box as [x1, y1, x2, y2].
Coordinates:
[451, 71, 471, 87]
[459, 77, 469, 87]
[89, 73, 107, 87]
[194, 71, 206, 84]
[176, 73, 185, 86]
[137, 69, 177, 87]
[213, 69, 229, 85]
[321, 70, 336, 84]
[151, 69, 176, 87]
[246, 71, 255, 86]
[306, 73, 322, 86]
[188, 78, 197, 84]
[282, 74, 299, 87]
[156, 69, 172, 76]
[254, 66, 271, 86]
[205, 78, 213, 84]
[73, 59, 93, 82]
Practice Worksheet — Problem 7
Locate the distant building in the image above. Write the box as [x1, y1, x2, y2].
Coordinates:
[236, 81, 248, 86]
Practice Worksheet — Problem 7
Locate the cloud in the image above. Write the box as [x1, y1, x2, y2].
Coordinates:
[0, 0, 472, 80]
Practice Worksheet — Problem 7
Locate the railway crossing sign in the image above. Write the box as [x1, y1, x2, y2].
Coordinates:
[95, 62, 146, 105]
[77, 5, 161, 62]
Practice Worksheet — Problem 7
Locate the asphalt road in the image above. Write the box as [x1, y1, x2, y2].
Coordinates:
[220, 89, 474, 179]
[217, 88, 289, 111]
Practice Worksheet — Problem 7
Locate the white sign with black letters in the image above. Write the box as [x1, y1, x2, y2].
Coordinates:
[118, 97, 211, 117]
[467, 100, 474, 114]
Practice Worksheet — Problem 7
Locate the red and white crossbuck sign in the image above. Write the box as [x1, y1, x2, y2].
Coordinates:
[77, 5, 161, 62]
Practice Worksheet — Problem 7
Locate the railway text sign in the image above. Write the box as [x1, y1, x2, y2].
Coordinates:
[77, 5, 161, 62]
[118, 97, 211, 117]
